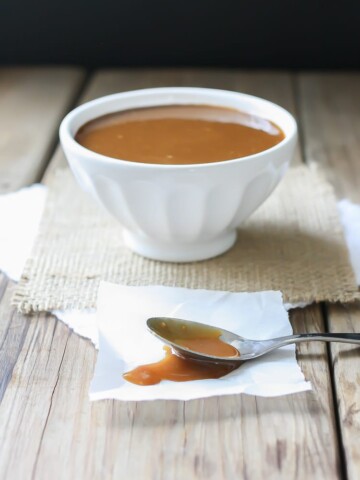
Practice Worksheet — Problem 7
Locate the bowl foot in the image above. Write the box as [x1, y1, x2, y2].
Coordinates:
[122, 230, 237, 263]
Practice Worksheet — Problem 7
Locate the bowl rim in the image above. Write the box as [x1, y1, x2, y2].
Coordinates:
[59, 86, 298, 170]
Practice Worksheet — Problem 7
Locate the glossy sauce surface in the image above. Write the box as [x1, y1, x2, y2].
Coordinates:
[123, 319, 240, 386]
[123, 346, 239, 386]
[152, 318, 240, 357]
[76, 105, 285, 165]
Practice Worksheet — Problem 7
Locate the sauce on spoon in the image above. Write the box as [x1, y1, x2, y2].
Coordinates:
[123, 320, 240, 386]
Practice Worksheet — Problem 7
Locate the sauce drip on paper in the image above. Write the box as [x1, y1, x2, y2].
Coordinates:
[123, 346, 240, 386]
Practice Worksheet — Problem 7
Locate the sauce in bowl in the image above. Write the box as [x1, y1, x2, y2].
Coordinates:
[76, 104, 285, 165]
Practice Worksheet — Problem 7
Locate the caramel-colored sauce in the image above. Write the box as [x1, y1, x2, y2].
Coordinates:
[154, 319, 240, 357]
[123, 319, 240, 386]
[123, 346, 239, 386]
[76, 105, 285, 165]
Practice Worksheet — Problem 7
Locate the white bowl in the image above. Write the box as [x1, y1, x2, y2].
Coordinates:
[60, 87, 297, 262]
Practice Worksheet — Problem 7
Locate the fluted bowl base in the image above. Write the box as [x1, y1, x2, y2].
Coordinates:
[123, 229, 237, 263]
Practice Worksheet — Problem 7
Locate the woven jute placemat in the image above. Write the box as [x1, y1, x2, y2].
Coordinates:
[13, 165, 359, 313]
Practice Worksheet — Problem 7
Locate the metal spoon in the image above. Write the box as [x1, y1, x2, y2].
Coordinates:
[147, 317, 360, 363]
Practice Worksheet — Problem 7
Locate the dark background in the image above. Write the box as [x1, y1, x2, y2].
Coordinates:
[1, 0, 359, 69]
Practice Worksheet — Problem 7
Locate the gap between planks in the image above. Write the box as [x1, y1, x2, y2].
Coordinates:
[10, 70, 339, 479]
[0, 67, 87, 193]
[0, 69, 344, 479]
[0, 67, 88, 401]
[296, 72, 360, 480]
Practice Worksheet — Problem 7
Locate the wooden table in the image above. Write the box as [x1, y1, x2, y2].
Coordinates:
[0, 68, 359, 480]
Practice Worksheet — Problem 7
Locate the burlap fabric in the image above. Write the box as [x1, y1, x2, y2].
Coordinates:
[13, 166, 359, 312]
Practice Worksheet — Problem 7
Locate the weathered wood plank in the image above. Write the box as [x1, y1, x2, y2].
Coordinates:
[0, 279, 30, 401]
[26, 71, 338, 479]
[0, 274, 8, 302]
[0, 70, 341, 479]
[0, 305, 340, 480]
[0, 313, 70, 480]
[297, 73, 360, 202]
[298, 72, 360, 479]
[0, 67, 86, 404]
[0, 67, 85, 193]
[325, 303, 360, 480]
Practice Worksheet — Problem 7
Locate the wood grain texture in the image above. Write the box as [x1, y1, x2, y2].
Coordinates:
[0, 306, 340, 480]
[326, 303, 360, 480]
[0, 67, 85, 193]
[297, 73, 360, 202]
[0, 66, 85, 401]
[0, 70, 342, 479]
[0, 313, 70, 480]
[0, 279, 30, 401]
[298, 72, 360, 480]
[33, 70, 338, 479]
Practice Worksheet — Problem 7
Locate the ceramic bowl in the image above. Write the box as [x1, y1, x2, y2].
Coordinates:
[60, 87, 297, 262]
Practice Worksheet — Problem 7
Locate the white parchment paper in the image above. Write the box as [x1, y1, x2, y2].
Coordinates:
[90, 282, 311, 400]
[1, 187, 360, 400]
[0, 185, 46, 280]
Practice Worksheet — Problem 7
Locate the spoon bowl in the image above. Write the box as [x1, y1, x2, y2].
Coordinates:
[147, 317, 360, 364]
[147, 317, 242, 363]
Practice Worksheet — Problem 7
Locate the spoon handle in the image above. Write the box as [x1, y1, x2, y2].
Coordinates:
[282, 333, 360, 345]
